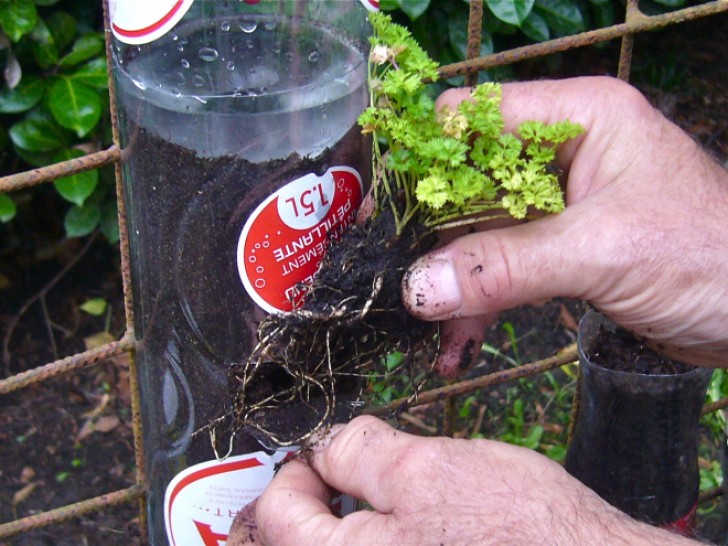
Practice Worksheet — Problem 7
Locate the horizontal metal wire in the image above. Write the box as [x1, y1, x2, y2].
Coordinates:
[0, 330, 135, 395]
[0, 484, 145, 539]
[438, 0, 728, 78]
[0, 146, 120, 193]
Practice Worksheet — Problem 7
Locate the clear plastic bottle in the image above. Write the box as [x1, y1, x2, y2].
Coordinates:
[109, 1, 374, 543]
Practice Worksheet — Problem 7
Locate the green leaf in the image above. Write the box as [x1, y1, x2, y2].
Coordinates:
[48, 77, 101, 137]
[486, 0, 535, 26]
[0, 0, 38, 42]
[10, 116, 69, 152]
[80, 297, 107, 316]
[64, 202, 100, 238]
[0, 74, 45, 113]
[0, 194, 16, 222]
[652, 0, 685, 6]
[25, 16, 58, 69]
[534, 0, 584, 35]
[380, 0, 431, 20]
[46, 10, 76, 52]
[100, 199, 119, 244]
[53, 148, 98, 206]
[591, 1, 614, 28]
[71, 58, 109, 89]
[520, 10, 550, 42]
[59, 33, 103, 67]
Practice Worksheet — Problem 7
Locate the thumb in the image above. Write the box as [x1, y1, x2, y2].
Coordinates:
[402, 206, 611, 320]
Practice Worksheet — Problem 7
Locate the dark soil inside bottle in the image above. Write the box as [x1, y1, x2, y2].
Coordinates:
[588, 322, 693, 375]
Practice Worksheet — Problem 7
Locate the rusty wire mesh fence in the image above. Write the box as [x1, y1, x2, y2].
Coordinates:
[1, 0, 727, 542]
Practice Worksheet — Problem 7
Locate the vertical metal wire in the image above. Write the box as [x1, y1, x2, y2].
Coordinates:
[102, 1, 148, 541]
[618, 0, 643, 81]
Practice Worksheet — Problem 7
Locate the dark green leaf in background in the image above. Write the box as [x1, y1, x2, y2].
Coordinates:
[535, 0, 585, 35]
[64, 201, 100, 238]
[0, 0, 38, 43]
[0, 194, 16, 222]
[9, 115, 69, 152]
[100, 199, 119, 243]
[591, 1, 615, 28]
[52, 148, 98, 206]
[48, 77, 101, 137]
[70, 58, 108, 89]
[380, 0, 431, 21]
[46, 10, 77, 52]
[0, 74, 45, 113]
[486, 0, 535, 26]
[520, 10, 550, 41]
[652, 0, 686, 6]
[59, 33, 103, 67]
[26, 16, 58, 69]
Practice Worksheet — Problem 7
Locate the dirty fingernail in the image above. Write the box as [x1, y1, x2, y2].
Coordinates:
[403, 258, 462, 317]
[310, 424, 345, 452]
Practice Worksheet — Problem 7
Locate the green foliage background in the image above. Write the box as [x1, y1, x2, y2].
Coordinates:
[0, 0, 696, 240]
[0, 0, 115, 241]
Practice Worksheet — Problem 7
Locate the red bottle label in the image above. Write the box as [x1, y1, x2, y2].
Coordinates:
[237, 167, 363, 313]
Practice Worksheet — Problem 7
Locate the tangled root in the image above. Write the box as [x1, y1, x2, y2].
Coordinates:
[214, 211, 437, 450]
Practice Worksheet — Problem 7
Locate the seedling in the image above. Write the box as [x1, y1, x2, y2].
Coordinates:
[223, 13, 583, 448]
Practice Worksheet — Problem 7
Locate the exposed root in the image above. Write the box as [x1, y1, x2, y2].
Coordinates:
[217, 209, 438, 449]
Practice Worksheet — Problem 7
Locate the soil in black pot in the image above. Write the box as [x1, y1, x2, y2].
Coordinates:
[588, 321, 693, 375]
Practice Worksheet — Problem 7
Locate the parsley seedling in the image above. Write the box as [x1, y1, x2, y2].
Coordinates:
[360, 12, 584, 235]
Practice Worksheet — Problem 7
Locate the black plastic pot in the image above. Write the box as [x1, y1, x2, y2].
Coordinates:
[565, 310, 713, 531]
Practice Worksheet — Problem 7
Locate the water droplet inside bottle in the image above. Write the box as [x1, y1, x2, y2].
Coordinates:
[176, 44, 184, 52]
[221, 21, 231, 31]
[181, 59, 190, 69]
[245, 38, 255, 50]
[176, 72, 186, 85]
[240, 20, 258, 33]
[198, 47, 219, 62]
[171, 32, 179, 41]
[226, 61, 235, 71]
[264, 20, 277, 31]
[172, 89, 181, 97]
[192, 74, 206, 87]
[308, 51, 320, 63]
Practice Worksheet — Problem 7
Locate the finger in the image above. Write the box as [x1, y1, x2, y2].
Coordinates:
[436, 314, 497, 378]
[227, 499, 262, 546]
[435, 76, 658, 199]
[256, 459, 338, 546]
[402, 205, 623, 320]
[308, 416, 421, 514]
[435, 77, 611, 169]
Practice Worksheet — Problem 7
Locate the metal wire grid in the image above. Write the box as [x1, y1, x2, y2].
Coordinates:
[1, 0, 727, 541]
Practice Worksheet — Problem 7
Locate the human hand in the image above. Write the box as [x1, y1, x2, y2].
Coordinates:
[402, 76, 728, 375]
[248, 415, 697, 546]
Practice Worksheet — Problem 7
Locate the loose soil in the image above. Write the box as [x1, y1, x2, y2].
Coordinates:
[1, 11, 727, 545]
[589, 322, 693, 375]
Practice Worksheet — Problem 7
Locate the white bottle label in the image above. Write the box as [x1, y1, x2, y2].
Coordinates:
[164, 450, 357, 545]
[359, 0, 380, 11]
[237, 167, 363, 313]
[164, 450, 292, 546]
[109, 0, 195, 45]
